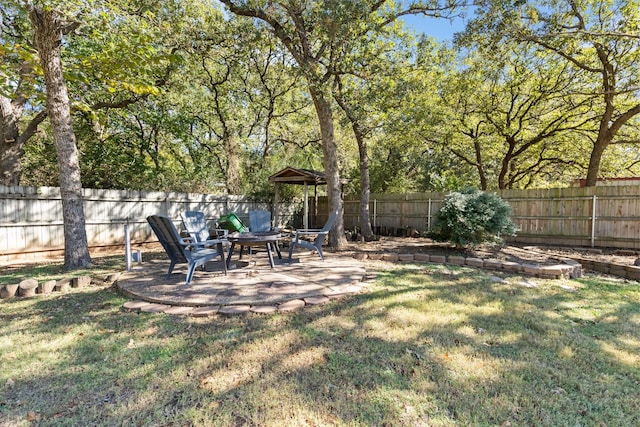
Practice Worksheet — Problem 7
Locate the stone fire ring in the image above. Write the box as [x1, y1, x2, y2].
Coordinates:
[116, 255, 368, 316]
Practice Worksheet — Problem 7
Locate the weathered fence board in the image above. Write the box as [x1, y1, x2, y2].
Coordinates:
[3, 184, 640, 262]
[0, 185, 300, 261]
[320, 186, 640, 249]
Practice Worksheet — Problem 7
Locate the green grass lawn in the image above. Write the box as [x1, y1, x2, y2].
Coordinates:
[1, 262, 638, 426]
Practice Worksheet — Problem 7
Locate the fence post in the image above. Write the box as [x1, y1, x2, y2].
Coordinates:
[427, 198, 432, 232]
[591, 195, 597, 248]
[373, 199, 377, 228]
[125, 221, 132, 271]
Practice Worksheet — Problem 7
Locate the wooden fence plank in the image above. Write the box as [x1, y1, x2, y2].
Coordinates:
[3, 184, 640, 262]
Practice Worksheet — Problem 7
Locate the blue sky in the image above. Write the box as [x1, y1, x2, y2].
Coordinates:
[400, 14, 468, 41]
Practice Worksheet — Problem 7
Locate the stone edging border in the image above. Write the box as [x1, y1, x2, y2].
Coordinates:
[350, 251, 640, 282]
[0, 273, 120, 300]
[121, 281, 372, 318]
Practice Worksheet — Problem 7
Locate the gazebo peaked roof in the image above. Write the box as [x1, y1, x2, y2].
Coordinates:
[268, 167, 326, 185]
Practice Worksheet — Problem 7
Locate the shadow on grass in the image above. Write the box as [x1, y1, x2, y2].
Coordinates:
[1, 265, 639, 426]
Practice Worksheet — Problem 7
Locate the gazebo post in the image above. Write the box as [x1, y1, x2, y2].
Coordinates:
[314, 184, 318, 227]
[273, 183, 280, 228]
[303, 181, 309, 229]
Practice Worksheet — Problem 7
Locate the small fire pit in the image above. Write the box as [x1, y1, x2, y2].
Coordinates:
[226, 231, 283, 268]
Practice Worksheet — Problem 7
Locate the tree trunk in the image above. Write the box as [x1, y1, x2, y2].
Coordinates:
[332, 83, 374, 239]
[1, 96, 47, 185]
[308, 86, 346, 249]
[0, 97, 24, 185]
[584, 135, 608, 186]
[224, 133, 241, 194]
[356, 136, 374, 239]
[473, 138, 487, 191]
[29, 6, 91, 269]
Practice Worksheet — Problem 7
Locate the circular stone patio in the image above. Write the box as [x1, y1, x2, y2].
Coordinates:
[116, 251, 368, 314]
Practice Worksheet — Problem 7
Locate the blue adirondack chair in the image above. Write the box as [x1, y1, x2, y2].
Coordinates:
[147, 215, 226, 284]
[180, 211, 228, 244]
[288, 210, 339, 261]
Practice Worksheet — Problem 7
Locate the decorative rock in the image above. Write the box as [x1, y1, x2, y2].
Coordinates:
[368, 253, 383, 260]
[398, 254, 414, 262]
[218, 305, 251, 316]
[465, 258, 484, 268]
[326, 292, 349, 300]
[382, 253, 399, 262]
[502, 261, 522, 273]
[521, 264, 541, 275]
[635, 258, 640, 267]
[55, 278, 71, 292]
[123, 301, 150, 312]
[538, 266, 565, 279]
[484, 259, 502, 270]
[625, 266, 640, 281]
[579, 259, 594, 269]
[163, 306, 194, 315]
[1, 284, 19, 299]
[609, 266, 627, 279]
[414, 253, 430, 262]
[447, 256, 465, 266]
[570, 266, 583, 279]
[72, 275, 91, 288]
[591, 261, 610, 274]
[304, 296, 330, 305]
[250, 305, 279, 314]
[429, 255, 446, 264]
[278, 299, 305, 312]
[192, 306, 220, 317]
[140, 303, 171, 313]
[38, 280, 57, 295]
[18, 279, 39, 297]
[352, 253, 367, 260]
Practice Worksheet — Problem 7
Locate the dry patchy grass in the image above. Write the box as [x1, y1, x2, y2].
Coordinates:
[1, 263, 639, 426]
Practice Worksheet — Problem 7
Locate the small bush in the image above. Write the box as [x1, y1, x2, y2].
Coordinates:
[430, 189, 518, 248]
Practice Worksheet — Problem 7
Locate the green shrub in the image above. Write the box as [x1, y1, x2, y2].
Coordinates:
[430, 189, 518, 248]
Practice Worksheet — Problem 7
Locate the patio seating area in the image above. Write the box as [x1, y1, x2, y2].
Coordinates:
[116, 250, 368, 314]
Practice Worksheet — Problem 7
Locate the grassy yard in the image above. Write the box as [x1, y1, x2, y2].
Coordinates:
[1, 261, 639, 426]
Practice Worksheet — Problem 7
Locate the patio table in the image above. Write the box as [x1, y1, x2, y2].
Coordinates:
[225, 231, 283, 268]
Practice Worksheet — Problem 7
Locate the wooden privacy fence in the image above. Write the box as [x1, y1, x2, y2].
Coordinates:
[2, 184, 640, 261]
[318, 185, 640, 250]
[0, 185, 299, 262]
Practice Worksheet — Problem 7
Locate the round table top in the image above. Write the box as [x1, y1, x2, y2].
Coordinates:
[227, 231, 282, 243]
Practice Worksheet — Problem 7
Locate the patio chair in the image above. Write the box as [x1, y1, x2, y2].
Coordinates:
[248, 210, 281, 258]
[288, 209, 339, 261]
[147, 215, 226, 285]
[180, 211, 228, 244]
[249, 210, 272, 232]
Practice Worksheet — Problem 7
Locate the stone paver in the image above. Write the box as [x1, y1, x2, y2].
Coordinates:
[117, 255, 367, 313]
[304, 296, 330, 305]
[278, 299, 305, 312]
[192, 306, 220, 317]
[250, 305, 279, 314]
[163, 306, 194, 315]
[140, 303, 171, 313]
[219, 305, 252, 315]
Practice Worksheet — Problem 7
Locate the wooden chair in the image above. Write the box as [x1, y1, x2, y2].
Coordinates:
[147, 215, 226, 285]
